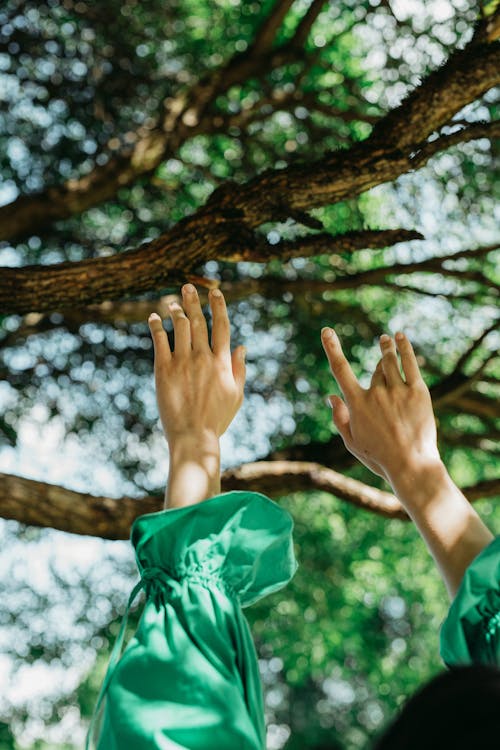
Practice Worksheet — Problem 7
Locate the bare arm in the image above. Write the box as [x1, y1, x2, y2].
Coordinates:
[388, 458, 493, 599]
[148, 284, 246, 510]
[320, 328, 494, 599]
[165, 431, 221, 510]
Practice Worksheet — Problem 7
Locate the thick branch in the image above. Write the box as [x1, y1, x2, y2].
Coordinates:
[0, 2, 319, 243]
[1, 34, 498, 313]
[3, 239, 496, 346]
[1, 466, 497, 539]
[0, 226, 427, 315]
[370, 30, 500, 149]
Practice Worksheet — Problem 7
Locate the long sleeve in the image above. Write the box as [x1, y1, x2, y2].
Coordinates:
[440, 536, 500, 668]
[88, 490, 298, 750]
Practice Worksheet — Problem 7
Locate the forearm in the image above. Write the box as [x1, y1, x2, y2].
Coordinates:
[388, 460, 494, 599]
[165, 432, 221, 510]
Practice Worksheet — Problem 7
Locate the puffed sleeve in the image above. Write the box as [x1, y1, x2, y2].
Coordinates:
[89, 491, 298, 750]
[440, 537, 500, 668]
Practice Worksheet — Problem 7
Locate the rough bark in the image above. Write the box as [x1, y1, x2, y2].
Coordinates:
[2, 241, 496, 361]
[1, 121, 498, 317]
[1, 466, 497, 539]
[0, 34, 498, 314]
[0, 0, 328, 243]
[0, 227, 423, 339]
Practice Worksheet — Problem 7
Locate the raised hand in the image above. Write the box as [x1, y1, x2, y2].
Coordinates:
[320, 329, 441, 485]
[147, 284, 246, 446]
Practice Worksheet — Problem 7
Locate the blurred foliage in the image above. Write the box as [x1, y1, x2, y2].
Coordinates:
[0, 0, 498, 748]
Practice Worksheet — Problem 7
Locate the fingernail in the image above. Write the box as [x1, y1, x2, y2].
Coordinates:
[148, 312, 160, 322]
[380, 334, 390, 343]
[325, 396, 334, 408]
[395, 331, 404, 341]
[211, 288, 222, 298]
[321, 327, 334, 339]
[183, 283, 195, 294]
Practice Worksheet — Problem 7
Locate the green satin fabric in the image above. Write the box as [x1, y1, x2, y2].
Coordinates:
[87, 491, 298, 750]
[440, 536, 500, 667]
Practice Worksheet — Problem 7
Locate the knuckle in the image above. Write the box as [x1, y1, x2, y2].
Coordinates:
[155, 361, 170, 375]
[411, 380, 428, 396]
[371, 385, 387, 402]
[335, 358, 350, 375]
[193, 349, 211, 363]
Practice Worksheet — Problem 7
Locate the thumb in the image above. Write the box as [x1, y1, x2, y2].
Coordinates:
[328, 394, 352, 443]
[231, 345, 247, 392]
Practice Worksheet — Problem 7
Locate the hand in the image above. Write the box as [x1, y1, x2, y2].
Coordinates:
[147, 284, 246, 446]
[321, 329, 441, 485]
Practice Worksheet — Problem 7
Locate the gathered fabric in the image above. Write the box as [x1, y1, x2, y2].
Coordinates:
[86, 490, 298, 750]
[85, 486, 500, 749]
[440, 536, 500, 667]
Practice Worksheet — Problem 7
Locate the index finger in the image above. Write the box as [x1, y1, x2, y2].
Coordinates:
[321, 327, 361, 402]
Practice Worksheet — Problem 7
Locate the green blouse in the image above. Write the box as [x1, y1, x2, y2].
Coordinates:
[440, 536, 500, 667]
[86, 491, 298, 750]
[86, 490, 498, 749]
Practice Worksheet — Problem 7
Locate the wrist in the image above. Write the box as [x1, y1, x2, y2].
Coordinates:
[168, 430, 220, 456]
[165, 431, 221, 510]
[386, 457, 448, 508]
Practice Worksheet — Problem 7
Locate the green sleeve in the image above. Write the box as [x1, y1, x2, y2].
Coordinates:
[92, 491, 298, 750]
[440, 536, 500, 668]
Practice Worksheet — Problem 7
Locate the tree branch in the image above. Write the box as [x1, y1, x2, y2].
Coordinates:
[3, 238, 497, 340]
[287, 0, 328, 48]
[301, 92, 380, 125]
[1, 33, 498, 314]
[369, 11, 500, 151]
[248, 0, 296, 56]
[0, 227, 426, 315]
[1, 466, 497, 539]
[0, 0, 319, 243]
[448, 318, 499, 377]
[453, 393, 500, 421]
[411, 119, 500, 167]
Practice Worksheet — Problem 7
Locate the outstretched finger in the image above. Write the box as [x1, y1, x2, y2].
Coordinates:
[321, 327, 361, 402]
[379, 334, 403, 387]
[209, 288, 231, 359]
[395, 332, 422, 386]
[168, 302, 191, 358]
[370, 358, 386, 388]
[148, 313, 172, 363]
[181, 283, 210, 353]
